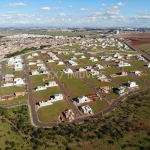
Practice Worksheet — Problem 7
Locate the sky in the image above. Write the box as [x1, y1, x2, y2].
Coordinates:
[0, 0, 150, 28]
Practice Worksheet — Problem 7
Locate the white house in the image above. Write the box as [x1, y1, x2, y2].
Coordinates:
[79, 55, 86, 59]
[34, 86, 47, 91]
[52, 56, 59, 60]
[2, 82, 14, 87]
[32, 53, 39, 57]
[37, 63, 44, 67]
[85, 66, 92, 71]
[30, 70, 40, 75]
[89, 57, 98, 62]
[37, 100, 53, 107]
[39, 70, 49, 75]
[147, 63, 150, 67]
[79, 105, 93, 114]
[96, 74, 106, 80]
[45, 81, 58, 87]
[118, 62, 131, 67]
[7, 57, 15, 66]
[38, 66, 47, 71]
[115, 86, 126, 95]
[90, 70, 99, 75]
[47, 59, 54, 63]
[14, 63, 23, 71]
[68, 60, 78, 66]
[57, 61, 64, 65]
[14, 78, 25, 85]
[76, 96, 91, 104]
[50, 94, 63, 102]
[95, 64, 104, 69]
[71, 56, 77, 60]
[4, 74, 14, 78]
[127, 81, 138, 88]
[76, 67, 86, 72]
[63, 68, 73, 74]
[27, 55, 33, 59]
[29, 62, 36, 65]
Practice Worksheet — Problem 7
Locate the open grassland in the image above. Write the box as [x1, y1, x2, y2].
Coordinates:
[102, 67, 119, 75]
[59, 54, 73, 60]
[37, 100, 70, 122]
[0, 90, 150, 150]
[30, 74, 49, 87]
[86, 98, 109, 113]
[115, 76, 146, 88]
[0, 86, 26, 95]
[59, 72, 93, 98]
[0, 95, 27, 105]
[34, 87, 61, 102]
[0, 89, 150, 149]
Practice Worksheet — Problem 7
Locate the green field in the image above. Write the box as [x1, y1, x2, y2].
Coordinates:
[60, 72, 93, 98]
[37, 100, 70, 122]
[30, 74, 49, 87]
[0, 86, 26, 95]
[115, 76, 146, 88]
[34, 87, 61, 102]
[87, 99, 109, 113]
[0, 89, 150, 149]
[0, 95, 27, 105]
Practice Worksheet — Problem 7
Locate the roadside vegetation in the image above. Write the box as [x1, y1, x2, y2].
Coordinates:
[0, 89, 150, 149]
[5, 47, 38, 58]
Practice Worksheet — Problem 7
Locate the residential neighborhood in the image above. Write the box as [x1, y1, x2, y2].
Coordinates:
[0, 33, 150, 128]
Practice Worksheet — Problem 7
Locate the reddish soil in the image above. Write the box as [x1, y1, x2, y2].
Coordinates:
[130, 39, 150, 46]
[113, 33, 150, 39]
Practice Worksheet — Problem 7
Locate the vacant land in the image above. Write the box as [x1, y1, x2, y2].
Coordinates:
[34, 87, 61, 102]
[0, 89, 150, 150]
[37, 100, 70, 122]
[59, 73, 93, 98]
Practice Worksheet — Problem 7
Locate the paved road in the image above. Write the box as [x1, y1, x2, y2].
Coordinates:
[23, 56, 58, 127]
[1, 51, 149, 128]
[38, 52, 82, 117]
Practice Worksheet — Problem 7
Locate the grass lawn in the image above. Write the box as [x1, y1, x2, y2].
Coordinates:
[30, 74, 49, 87]
[0, 95, 27, 105]
[88, 99, 109, 113]
[59, 54, 72, 60]
[34, 87, 61, 102]
[4, 67, 14, 74]
[105, 92, 120, 99]
[28, 65, 38, 70]
[0, 86, 26, 95]
[60, 72, 93, 98]
[0, 119, 32, 150]
[14, 71, 25, 78]
[115, 76, 146, 88]
[85, 73, 118, 88]
[37, 100, 70, 122]
[102, 67, 119, 75]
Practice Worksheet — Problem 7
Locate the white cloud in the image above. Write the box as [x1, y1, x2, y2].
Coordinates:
[102, 3, 106, 6]
[36, 18, 41, 21]
[59, 13, 66, 16]
[117, 2, 126, 6]
[41, 7, 51, 11]
[9, 3, 27, 7]
[69, 5, 73, 8]
[80, 8, 95, 11]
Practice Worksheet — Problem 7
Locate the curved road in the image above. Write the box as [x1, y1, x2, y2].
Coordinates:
[2, 50, 150, 127]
